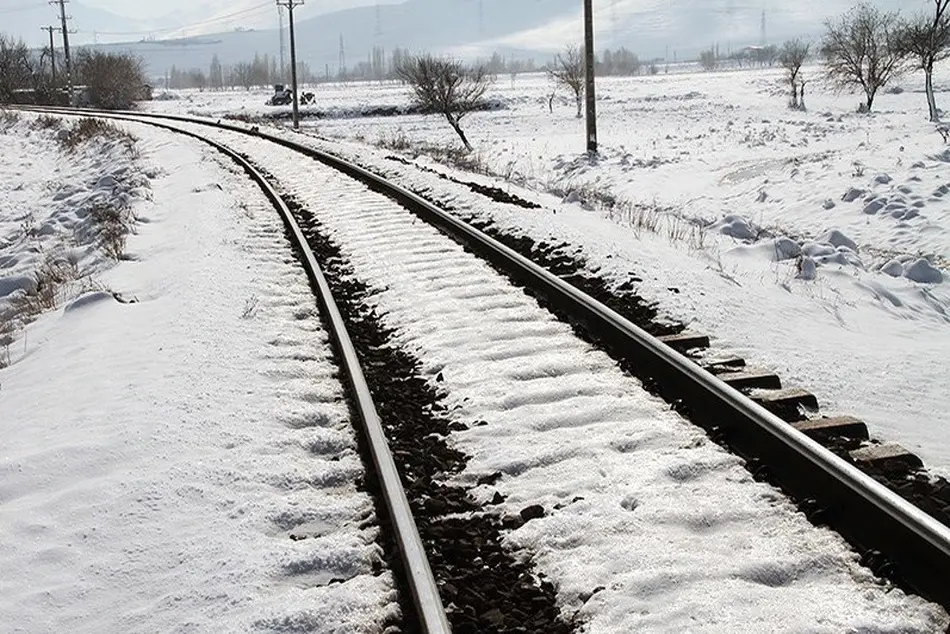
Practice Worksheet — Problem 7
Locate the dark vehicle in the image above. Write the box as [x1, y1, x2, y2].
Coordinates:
[267, 84, 316, 106]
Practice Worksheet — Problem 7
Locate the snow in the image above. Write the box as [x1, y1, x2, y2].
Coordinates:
[174, 122, 949, 632]
[141, 61, 950, 476]
[0, 116, 396, 632]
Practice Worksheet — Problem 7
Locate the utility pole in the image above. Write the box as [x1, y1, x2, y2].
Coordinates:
[276, 0, 303, 129]
[278, 5, 286, 79]
[583, 0, 597, 155]
[41, 26, 58, 83]
[339, 34, 346, 81]
[51, 0, 73, 101]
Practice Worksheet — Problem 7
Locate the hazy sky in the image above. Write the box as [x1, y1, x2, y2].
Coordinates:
[79, 0, 400, 21]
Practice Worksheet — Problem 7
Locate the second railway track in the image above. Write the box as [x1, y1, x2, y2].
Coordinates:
[22, 106, 950, 630]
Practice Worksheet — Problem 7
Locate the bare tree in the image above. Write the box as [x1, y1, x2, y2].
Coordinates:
[699, 47, 718, 71]
[75, 51, 147, 109]
[779, 39, 811, 109]
[395, 54, 492, 151]
[547, 44, 585, 118]
[822, 4, 908, 112]
[0, 34, 34, 103]
[895, 0, 950, 121]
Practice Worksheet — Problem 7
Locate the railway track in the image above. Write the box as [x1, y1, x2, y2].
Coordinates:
[17, 106, 950, 626]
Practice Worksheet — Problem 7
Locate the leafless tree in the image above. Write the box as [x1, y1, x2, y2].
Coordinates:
[0, 34, 34, 103]
[395, 54, 492, 151]
[76, 51, 147, 109]
[895, 0, 950, 121]
[547, 44, 585, 118]
[822, 3, 908, 113]
[699, 47, 718, 72]
[779, 39, 811, 109]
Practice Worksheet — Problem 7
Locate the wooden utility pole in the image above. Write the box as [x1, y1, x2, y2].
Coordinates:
[51, 0, 73, 100]
[276, 0, 304, 129]
[41, 26, 58, 83]
[583, 0, 597, 155]
[278, 5, 286, 79]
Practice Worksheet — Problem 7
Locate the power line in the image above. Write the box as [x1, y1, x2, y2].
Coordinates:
[0, 2, 48, 15]
[74, 2, 274, 38]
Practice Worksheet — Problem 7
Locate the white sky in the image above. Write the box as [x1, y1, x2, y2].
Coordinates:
[79, 0, 399, 21]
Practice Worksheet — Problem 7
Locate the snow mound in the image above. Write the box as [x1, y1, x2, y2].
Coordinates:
[822, 198, 836, 210]
[842, 187, 866, 203]
[863, 197, 887, 215]
[802, 242, 836, 258]
[63, 291, 116, 313]
[817, 229, 858, 252]
[797, 256, 817, 280]
[772, 237, 802, 261]
[881, 259, 904, 277]
[715, 214, 757, 241]
[904, 259, 944, 284]
[0, 274, 36, 298]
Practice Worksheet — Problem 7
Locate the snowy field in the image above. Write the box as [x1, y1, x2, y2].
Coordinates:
[147, 63, 950, 476]
[0, 114, 397, 632]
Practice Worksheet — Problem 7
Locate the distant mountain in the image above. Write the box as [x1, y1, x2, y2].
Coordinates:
[81, 0, 913, 80]
[1, 2, 155, 47]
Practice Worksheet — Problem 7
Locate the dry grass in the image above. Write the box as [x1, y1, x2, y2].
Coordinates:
[59, 117, 135, 151]
[32, 114, 62, 130]
[0, 108, 21, 131]
[0, 311, 14, 368]
[89, 201, 134, 260]
[375, 128, 490, 174]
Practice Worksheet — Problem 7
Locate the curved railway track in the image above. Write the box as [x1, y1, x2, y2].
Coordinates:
[18, 105, 950, 619]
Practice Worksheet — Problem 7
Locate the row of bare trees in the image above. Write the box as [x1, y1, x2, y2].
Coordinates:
[701, 2, 949, 119]
[819, 1, 948, 117]
[0, 33, 147, 109]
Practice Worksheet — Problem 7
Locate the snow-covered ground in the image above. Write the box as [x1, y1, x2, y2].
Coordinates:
[152, 119, 949, 632]
[0, 115, 397, 632]
[146, 62, 950, 477]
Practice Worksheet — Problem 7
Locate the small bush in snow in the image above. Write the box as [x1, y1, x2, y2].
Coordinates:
[374, 130, 490, 175]
[0, 108, 20, 131]
[59, 118, 134, 151]
[89, 201, 133, 260]
[32, 114, 62, 130]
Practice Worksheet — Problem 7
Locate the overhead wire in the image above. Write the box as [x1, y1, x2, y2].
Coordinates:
[71, 1, 275, 38]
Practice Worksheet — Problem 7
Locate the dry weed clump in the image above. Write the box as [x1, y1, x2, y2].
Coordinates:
[89, 201, 134, 260]
[32, 114, 62, 130]
[59, 117, 135, 151]
[375, 128, 490, 174]
[0, 108, 21, 131]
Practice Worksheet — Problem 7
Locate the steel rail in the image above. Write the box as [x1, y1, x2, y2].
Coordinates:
[24, 105, 950, 608]
[18, 107, 452, 634]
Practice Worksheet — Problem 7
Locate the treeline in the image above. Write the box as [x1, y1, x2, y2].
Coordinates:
[0, 33, 147, 109]
[0, 33, 65, 104]
[699, 44, 781, 71]
[165, 47, 547, 90]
